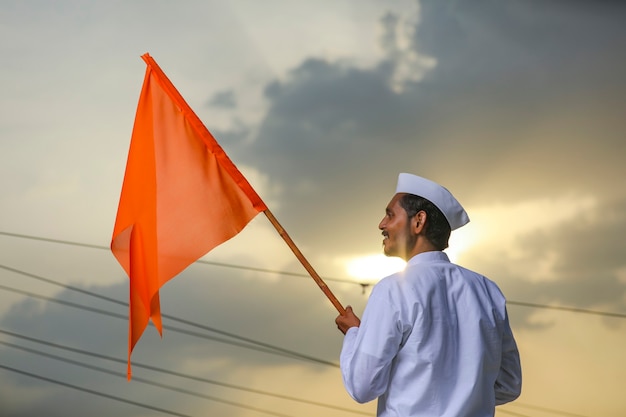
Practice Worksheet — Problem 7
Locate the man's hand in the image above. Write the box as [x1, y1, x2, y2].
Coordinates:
[335, 305, 361, 335]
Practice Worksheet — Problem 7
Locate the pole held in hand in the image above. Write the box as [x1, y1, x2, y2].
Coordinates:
[264, 209, 346, 315]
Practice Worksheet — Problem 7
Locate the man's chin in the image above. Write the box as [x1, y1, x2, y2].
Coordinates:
[382, 246, 395, 257]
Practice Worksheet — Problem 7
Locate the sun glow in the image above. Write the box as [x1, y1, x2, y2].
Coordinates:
[445, 224, 477, 263]
[346, 254, 406, 281]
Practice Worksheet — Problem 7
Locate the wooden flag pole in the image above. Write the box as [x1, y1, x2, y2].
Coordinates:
[264, 209, 346, 315]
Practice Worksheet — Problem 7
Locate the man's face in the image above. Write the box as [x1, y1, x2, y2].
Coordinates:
[378, 193, 415, 260]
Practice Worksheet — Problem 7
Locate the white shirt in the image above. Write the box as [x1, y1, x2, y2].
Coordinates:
[340, 251, 521, 417]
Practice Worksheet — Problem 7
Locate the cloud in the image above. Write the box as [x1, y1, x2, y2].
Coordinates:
[208, 89, 237, 108]
[2, 1, 626, 416]
[515, 196, 626, 307]
[217, 0, 626, 268]
[207, 0, 626, 336]
[461, 195, 626, 328]
[409, 0, 626, 193]
[0, 262, 356, 416]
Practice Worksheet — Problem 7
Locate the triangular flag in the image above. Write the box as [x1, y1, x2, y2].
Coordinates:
[111, 53, 267, 379]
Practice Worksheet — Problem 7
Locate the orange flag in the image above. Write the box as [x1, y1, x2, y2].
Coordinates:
[111, 53, 267, 379]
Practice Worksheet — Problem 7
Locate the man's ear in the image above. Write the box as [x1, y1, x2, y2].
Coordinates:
[413, 210, 427, 234]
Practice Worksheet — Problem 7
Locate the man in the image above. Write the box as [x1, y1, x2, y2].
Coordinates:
[335, 173, 522, 417]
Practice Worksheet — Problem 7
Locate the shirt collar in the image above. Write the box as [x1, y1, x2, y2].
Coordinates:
[406, 251, 450, 267]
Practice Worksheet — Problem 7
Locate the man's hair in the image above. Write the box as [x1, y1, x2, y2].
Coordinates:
[399, 194, 452, 250]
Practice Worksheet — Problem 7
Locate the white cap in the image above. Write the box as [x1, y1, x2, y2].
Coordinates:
[395, 173, 469, 230]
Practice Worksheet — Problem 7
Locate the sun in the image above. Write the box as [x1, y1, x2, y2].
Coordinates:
[346, 254, 407, 281]
[344, 222, 480, 282]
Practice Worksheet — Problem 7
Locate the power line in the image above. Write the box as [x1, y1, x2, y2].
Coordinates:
[0, 230, 367, 287]
[0, 288, 608, 417]
[0, 263, 127, 306]
[0, 233, 606, 417]
[0, 341, 297, 417]
[1, 231, 625, 319]
[0, 282, 338, 368]
[0, 329, 368, 415]
[0, 363, 194, 417]
[497, 409, 531, 417]
[0, 263, 339, 367]
[506, 402, 591, 417]
[506, 300, 626, 319]
[0, 231, 107, 250]
[0, 330, 590, 417]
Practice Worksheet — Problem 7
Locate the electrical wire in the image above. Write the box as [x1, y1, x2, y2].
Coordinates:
[0, 329, 369, 415]
[497, 409, 532, 417]
[0, 341, 298, 417]
[0, 282, 604, 417]
[0, 263, 339, 367]
[0, 330, 585, 417]
[506, 300, 626, 319]
[506, 402, 591, 417]
[0, 231, 619, 417]
[0, 363, 194, 417]
[0, 230, 367, 286]
[0, 282, 338, 368]
[1, 231, 625, 319]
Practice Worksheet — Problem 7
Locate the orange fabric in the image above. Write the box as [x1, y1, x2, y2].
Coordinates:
[111, 53, 267, 379]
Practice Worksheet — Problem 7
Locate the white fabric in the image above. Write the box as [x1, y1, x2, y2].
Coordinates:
[340, 251, 522, 417]
[395, 173, 469, 230]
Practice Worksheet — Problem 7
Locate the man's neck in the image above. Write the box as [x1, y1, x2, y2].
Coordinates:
[404, 238, 438, 261]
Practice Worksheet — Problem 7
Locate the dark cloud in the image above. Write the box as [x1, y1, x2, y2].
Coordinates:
[224, 0, 626, 265]
[236, 57, 411, 260]
[207, 89, 237, 108]
[3, 1, 626, 415]
[0, 267, 344, 369]
[468, 195, 626, 329]
[0, 262, 353, 416]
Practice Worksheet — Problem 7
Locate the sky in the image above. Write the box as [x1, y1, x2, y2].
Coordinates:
[0, 0, 625, 416]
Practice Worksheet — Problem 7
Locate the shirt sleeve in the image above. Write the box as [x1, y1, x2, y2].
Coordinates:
[339, 280, 403, 403]
[495, 308, 522, 405]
